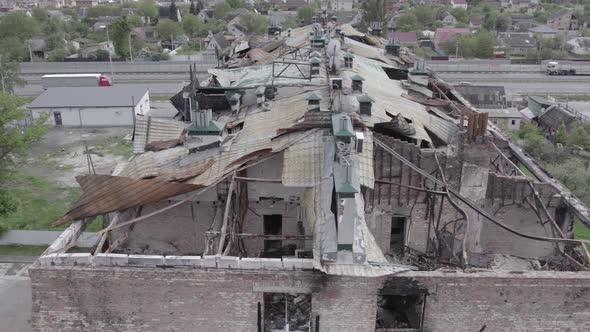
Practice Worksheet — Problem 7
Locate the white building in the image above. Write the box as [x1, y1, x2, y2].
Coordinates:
[481, 108, 523, 130]
[28, 86, 150, 127]
[450, 0, 468, 9]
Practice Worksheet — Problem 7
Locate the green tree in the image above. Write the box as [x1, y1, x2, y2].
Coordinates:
[495, 14, 511, 32]
[412, 5, 437, 29]
[157, 19, 183, 43]
[170, 0, 179, 22]
[197, 0, 204, 13]
[111, 18, 131, 58]
[361, 0, 386, 33]
[227, 0, 244, 9]
[32, 7, 49, 24]
[0, 56, 25, 94]
[213, 2, 231, 20]
[182, 14, 202, 37]
[239, 12, 268, 34]
[450, 8, 468, 24]
[127, 15, 144, 28]
[298, 5, 316, 25]
[0, 13, 38, 40]
[397, 13, 419, 32]
[139, 0, 159, 21]
[0, 93, 49, 217]
[1, 37, 26, 62]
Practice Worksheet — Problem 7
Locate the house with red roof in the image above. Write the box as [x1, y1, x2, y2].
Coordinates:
[387, 31, 418, 46]
[433, 27, 471, 52]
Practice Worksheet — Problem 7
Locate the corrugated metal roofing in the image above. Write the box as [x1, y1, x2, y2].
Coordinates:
[282, 129, 324, 187]
[133, 117, 189, 154]
[357, 130, 374, 189]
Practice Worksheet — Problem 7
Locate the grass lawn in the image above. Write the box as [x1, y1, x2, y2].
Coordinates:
[0, 244, 90, 256]
[0, 172, 102, 233]
[93, 136, 133, 159]
[574, 220, 590, 250]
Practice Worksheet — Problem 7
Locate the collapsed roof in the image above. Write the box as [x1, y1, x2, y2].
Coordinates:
[54, 24, 590, 276]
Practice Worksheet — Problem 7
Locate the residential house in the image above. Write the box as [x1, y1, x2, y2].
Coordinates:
[547, 9, 577, 31]
[468, 17, 482, 29]
[527, 95, 554, 116]
[509, 0, 531, 12]
[566, 37, 590, 56]
[26, 35, 49, 59]
[143, 26, 158, 41]
[28, 86, 150, 127]
[497, 32, 536, 56]
[73, 37, 96, 49]
[528, 25, 558, 37]
[0, 0, 16, 12]
[207, 31, 231, 52]
[388, 31, 418, 46]
[277, 0, 306, 11]
[442, 13, 457, 27]
[453, 84, 506, 108]
[511, 14, 534, 31]
[481, 108, 523, 130]
[226, 7, 248, 25]
[450, 0, 467, 9]
[323, 0, 353, 11]
[536, 104, 579, 133]
[433, 27, 470, 52]
[75, 0, 97, 7]
[197, 9, 213, 22]
[80, 41, 115, 58]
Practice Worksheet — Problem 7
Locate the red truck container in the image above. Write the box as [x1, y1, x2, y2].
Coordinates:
[41, 74, 112, 89]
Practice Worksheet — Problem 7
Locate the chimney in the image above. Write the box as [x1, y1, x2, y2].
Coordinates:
[193, 109, 212, 128]
[411, 60, 428, 75]
[385, 38, 400, 56]
[255, 86, 266, 106]
[357, 95, 374, 116]
[306, 92, 321, 112]
[344, 52, 353, 68]
[309, 50, 321, 58]
[229, 93, 241, 113]
[309, 57, 321, 76]
[350, 74, 364, 93]
[287, 28, 292, 37]
[331, 15, 338, 23]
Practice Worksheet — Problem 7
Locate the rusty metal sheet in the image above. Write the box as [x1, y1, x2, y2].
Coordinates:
[53, 175, 204, 226]
[157, 158, 214, 182]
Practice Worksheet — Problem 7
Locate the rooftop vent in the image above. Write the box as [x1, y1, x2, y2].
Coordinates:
[256, 86, 266, 106]
[344, 52, 353, 69]
[351, 74, 364, 93]
[306, 92, 321, 112]
[357, 95, 374, 116]
[309, 57, 321, 76]
[385, 38, 401, 56]
[331, 77, 343, 90]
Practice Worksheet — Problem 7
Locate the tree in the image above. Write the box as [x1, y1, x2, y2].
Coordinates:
[361, 0, 386, 32]
[0, 93, 49, 217]
[0, 56, 25, 94]
[213, 2, 231, 20]
[196, 0, 204, 13]
[190, 0, 197, 15]
[450, 8, 468, 24]
[396, 14, 419, 32]
[169, 0, 179, 22]
[227, 0, 244, 9]
[239, 12, 268, 35]
[182, 14, 202, 37]
[0, 37, 26, 62]
[127, 15, 144, 28]
[495, 14, 511, 32]
[297, 5, 316, 25]
[138, 0, 159, 21]
[157, 19, 183, 43]
[32, 7, 49, 24]
[412, 5, 437, 29]
[0, 13, 38, 41]
[111, 17, 131, 58]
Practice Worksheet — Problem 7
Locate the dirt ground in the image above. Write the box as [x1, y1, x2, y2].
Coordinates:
[25, 127, 133, 187]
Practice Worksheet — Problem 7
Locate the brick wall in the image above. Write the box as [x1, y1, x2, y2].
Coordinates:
[30, 266, 590, 332]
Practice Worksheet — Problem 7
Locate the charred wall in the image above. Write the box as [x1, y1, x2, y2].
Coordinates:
[30, 266, 590, 332]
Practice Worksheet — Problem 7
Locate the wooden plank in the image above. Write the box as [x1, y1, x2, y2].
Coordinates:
[217, 172, 236, 255]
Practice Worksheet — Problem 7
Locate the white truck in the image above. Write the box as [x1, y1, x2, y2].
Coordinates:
[546, 61, 590, 76]
[41, 73, 112, 89]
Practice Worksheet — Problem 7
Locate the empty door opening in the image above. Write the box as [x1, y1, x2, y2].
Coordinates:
[263, 214, 282, 257]
[390, 216, 406, 254]
[53, 112, 63, 126]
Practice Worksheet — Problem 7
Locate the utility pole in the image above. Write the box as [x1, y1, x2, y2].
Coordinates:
[128, 35, 133, 61]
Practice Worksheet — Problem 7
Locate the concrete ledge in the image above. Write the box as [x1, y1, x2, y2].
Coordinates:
[202, 255, 218, 268]
[218, 256, 239, 269]
[69, 253, 93, 266]
[94, 253, 128, 266]
[163, 256, 202, 267]
[282, 258, 313, 270]
[128, 255, 164, 267]
[239, 257, 262, 269]
[38, 253, 93, 266]
[259, 258, 283, 270]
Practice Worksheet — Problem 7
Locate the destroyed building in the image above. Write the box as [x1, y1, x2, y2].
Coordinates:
[30, 23, 590, 332]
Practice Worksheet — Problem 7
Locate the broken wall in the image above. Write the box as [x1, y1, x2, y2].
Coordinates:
[30, 266, 590, 332]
